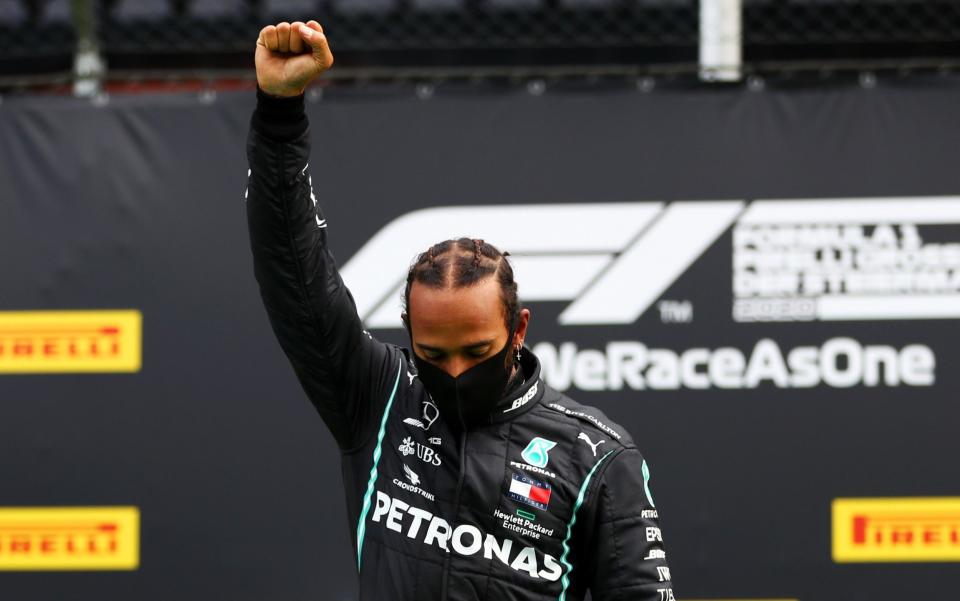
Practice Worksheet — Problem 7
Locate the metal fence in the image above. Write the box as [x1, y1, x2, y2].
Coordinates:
[744, 0, 960, 65]
[1, 0, 959, 89]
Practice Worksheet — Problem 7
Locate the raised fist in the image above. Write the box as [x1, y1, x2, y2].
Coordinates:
[255, 20, 334, 98]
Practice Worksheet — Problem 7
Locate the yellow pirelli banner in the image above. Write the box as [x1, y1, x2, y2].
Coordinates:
[833, 497, 960, 562]
[0, 310, 142, 374]
[0, 507, 140, 570]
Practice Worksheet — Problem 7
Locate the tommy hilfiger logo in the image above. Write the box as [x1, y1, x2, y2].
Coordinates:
[508, 474, 552, 511]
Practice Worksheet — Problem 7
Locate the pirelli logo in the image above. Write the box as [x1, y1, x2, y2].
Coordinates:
[0, 311, 142, 374]
[0, 507, 140, 570]
[833, 497, 960, 562]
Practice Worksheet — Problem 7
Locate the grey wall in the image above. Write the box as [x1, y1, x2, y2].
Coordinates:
[1, 79, 959, 600]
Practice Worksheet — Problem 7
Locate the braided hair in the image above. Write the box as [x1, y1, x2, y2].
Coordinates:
[403, 238, 520, 333]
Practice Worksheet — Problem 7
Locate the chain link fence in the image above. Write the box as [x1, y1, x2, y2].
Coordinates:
[744, 0, 960, 66]
[1, 0, 959, 88]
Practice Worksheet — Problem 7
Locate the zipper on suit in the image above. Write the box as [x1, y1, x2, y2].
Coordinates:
[441, 405, 470, 601]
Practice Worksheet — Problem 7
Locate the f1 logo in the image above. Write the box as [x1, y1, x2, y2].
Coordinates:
[340, 201, 744, 328]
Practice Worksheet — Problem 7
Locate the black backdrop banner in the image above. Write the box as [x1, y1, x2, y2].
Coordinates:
[1, 79, 959, 600]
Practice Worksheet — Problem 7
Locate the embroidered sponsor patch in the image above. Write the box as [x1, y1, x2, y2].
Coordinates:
[508, 473, 552, 511]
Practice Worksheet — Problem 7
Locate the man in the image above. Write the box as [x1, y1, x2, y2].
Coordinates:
[246, 19, 674, 601]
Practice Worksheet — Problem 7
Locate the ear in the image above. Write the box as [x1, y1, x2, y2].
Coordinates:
[512, 308, 531, 348]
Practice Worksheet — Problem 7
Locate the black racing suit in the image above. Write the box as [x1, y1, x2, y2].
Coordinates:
[245, 89, 674, 601]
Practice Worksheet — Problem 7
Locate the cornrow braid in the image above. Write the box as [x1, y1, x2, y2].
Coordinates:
[472, 238, 484, 269]
[403, 238, 520, 333]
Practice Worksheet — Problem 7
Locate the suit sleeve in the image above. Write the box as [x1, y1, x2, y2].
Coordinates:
[245, 88, 400, 451]
[583, 448, 674, 601]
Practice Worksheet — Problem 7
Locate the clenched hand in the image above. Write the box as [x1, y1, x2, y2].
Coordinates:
[255, 20, 334, 97]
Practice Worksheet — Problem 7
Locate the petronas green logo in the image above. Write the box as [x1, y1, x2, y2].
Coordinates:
[642, 459, 655, 507]
[521, 437, 557, 468]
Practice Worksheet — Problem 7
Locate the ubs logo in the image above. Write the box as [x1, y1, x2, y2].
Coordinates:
[398, 436, 441, 466]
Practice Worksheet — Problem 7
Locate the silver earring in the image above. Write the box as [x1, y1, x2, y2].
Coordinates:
[516, 346, 522, 361]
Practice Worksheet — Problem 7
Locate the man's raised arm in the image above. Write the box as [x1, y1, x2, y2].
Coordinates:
[245, 21, 399, 450]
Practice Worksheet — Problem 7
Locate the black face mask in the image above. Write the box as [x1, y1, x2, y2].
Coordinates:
[413, 338, 513, 429]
